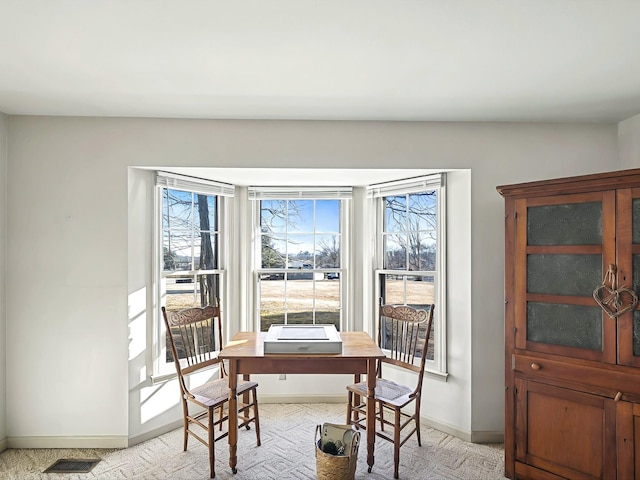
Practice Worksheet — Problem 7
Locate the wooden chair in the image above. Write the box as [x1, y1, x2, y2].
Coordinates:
[162, 304, 261, 478]
[346, 300, 434, 479]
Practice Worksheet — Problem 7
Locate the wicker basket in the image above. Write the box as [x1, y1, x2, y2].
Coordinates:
[315, 424, 360, 480]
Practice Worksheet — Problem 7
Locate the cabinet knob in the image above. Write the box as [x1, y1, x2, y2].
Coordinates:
[615, 391, 623, 402]
[530, 363, 541, 370]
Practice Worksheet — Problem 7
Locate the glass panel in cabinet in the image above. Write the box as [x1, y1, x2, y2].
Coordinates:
[633, 255, 640, 298]
[633, 310, 640, 357]
[527, 254, 601, 296]
[527, 302, 602, 350]
[528, 202, 602, 246]
[633, 199, 640, 244]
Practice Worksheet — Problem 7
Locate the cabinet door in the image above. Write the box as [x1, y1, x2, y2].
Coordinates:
[515, 378, 616, 480]
[514, 192, 616, 363]
[617, 400, 640, 479]
[617, 188, 640, 367]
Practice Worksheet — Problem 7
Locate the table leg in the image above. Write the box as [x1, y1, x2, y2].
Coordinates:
[366, 359, 376, 473]
[228, 360, 238, 474]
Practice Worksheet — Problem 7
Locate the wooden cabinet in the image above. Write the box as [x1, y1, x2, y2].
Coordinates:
[498, 170, 640, 480]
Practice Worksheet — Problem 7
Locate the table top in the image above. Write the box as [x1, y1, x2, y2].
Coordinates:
[219, 331, 384, 360]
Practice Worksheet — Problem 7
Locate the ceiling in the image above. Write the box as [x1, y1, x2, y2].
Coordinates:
[1, 0, 640, 124]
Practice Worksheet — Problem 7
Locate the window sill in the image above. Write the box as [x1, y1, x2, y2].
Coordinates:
[150, 372, 177, 385]
[424, 368, 449, 382]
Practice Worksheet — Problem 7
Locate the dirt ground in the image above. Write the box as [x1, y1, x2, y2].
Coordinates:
[166, 277, 436, 359]
[259, 278, 435, 312]
[165, 277, 435, 318]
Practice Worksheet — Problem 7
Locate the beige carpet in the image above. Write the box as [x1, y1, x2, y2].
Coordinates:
[0, 403, 508, 480]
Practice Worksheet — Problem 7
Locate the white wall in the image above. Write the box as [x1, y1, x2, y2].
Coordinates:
[6, 116, 619, 447]
[0, 112, 7, 450]
[619, 114, 640, 168]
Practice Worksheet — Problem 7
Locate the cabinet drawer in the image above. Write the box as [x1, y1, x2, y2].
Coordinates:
[512, 353, 640, 398]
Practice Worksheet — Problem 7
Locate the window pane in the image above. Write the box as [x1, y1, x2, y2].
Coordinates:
[194, 273, 220, 307]
[197, 232, 217, 270]
[258, 197, 343, 331]
[159, 184, 223, 371]
[380, 275, 435, 361]
[316, 200, 340, 232]
[382, 275, 405, 304]
[316, 278, 341, 330]
[406, 275, 435, 305]
[163, 273, 221, 362]
[316, 234, 340, 268]
[385, 195, 407, 232]
[260, 275, 285, 331]
[289, 200, 314, 233]
[385, 233, 407, 270]
[164, 232, 192, 271]
[286, 277, 315, 324]
[379, 186, 440, 365]
[165, 189, 194, 229]
[288, 234, 314, 264]
[262, 235, 286, 268]
[164, 276, 196, 311]
[194, 194, 216, 231]
[261, 199, 287, 234]
[164, 273, 221, 312]
[162, 188, 221, 275]
[408, 192, 437, 231]
[408, 233, 436, 272]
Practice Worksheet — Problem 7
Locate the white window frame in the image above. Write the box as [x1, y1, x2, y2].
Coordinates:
[152, 172, 234, 378]
[370, 174, 447, 377]
[249, 186, 352, 332]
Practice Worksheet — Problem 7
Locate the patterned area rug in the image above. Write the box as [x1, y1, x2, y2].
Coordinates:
[0, 403, 507, 479]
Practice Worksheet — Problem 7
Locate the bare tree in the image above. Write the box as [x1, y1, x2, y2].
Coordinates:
[317, 236, 340, 268]
[385, 192, 436, 271]
[260, 200, 303, 267]
[197, 194, 217, 307]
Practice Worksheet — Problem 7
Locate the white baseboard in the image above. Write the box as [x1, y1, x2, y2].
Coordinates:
[259, 397, 504, 443]
[127, 396, 344, 447]
[128, 419, 182, 448]
[5, 401, 503, 449]
[7, 435, 128, 449]
[420, 415, 504, 444]
[258, 394, 346, 404]
[470, 430, 504, 443]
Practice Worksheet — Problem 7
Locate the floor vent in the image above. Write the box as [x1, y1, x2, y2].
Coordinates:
[43, 458, 101, 473]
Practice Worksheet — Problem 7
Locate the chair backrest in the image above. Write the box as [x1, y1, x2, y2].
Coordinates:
[161, 304, 224, 395]
[377, 300, 435, 390]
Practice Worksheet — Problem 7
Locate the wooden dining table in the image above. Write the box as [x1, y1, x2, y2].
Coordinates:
[218, 330, 385, 475]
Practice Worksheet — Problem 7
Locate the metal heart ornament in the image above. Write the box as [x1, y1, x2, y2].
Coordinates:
[593, 284, 638, 318]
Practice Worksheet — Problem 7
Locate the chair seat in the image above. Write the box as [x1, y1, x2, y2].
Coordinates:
[347, 379, 413, 407]
[191, 378, 259, 407]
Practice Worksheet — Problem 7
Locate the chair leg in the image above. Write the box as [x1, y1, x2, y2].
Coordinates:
[415, 400, 422, 447]
[252, 388, 261, 446]
[393, 407, 401, 479]
[218, 405, 224, 431]
[346, 391, 353, 425]
[393, 408, 401, 478]
[208, 407, 215, 478]
[181, 398, 189, 452]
